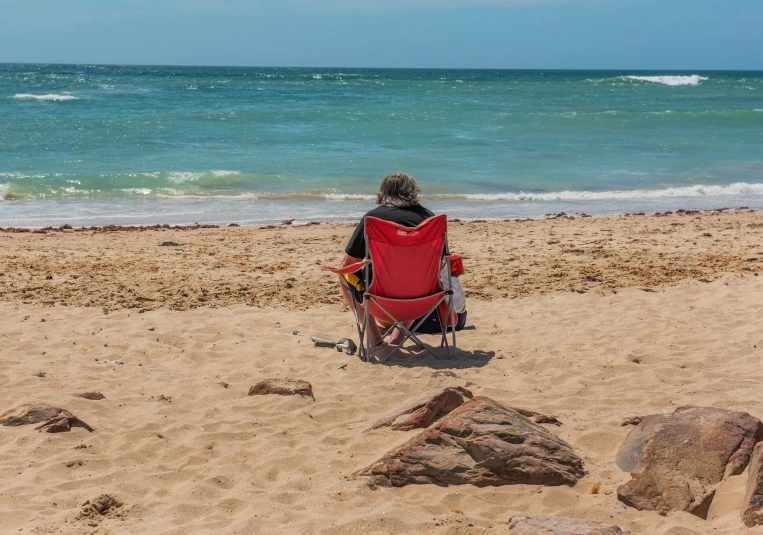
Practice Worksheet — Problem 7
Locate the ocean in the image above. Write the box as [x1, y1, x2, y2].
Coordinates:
[1, 64, 762, 227]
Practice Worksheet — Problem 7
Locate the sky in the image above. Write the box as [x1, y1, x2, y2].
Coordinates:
[0, 0, 760, 69]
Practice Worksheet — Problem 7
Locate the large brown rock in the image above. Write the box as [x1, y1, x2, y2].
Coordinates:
[509, 516, 631, 534]
[742, 442, 763, 527]
[0, 404, 94, 433]
[247, 378, 314, 400]
[357, 396, 584, 487]
[369, 386, 472, 431]
[616, 406, 763, 518]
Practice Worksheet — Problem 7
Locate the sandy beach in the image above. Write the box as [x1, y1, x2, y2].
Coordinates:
[2, 210, 763, 535]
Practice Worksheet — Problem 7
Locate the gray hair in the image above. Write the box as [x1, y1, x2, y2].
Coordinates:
[376, 172, 421, 208]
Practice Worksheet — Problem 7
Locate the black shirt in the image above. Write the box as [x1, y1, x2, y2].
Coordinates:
[345, 204, 435, 259]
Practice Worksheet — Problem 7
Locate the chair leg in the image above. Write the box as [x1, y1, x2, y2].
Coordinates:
[449, 296, 457, 359]
[451, 319, 457, 359]
[350, 302, 366, 361]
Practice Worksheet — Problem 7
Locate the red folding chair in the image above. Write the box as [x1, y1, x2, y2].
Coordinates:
[323, 215, 457, 362]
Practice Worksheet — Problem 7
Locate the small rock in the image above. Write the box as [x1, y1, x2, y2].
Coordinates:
[511, 407, 563, 426]
[0, 404, 94, 433]
[621, 416, 642, 427]
[159, 241, 181, 247]
[509, 516, 631, 534]
[248, 378, 314, 400]
[76, 494, 123, 520]
[74, 392, 105, 401]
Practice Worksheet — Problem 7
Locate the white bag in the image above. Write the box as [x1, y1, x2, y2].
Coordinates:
[440, 263, 466, 314]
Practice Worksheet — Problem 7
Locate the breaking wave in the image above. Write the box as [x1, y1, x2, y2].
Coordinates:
[457, 183, 763, 201]
[624, 75, 709, 87]
[13, 93, 79, 101]
[166, 170, 242, 184]
[4, 180, 763, 203]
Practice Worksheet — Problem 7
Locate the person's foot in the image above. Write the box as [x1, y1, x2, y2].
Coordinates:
[388, 327, 407, 346]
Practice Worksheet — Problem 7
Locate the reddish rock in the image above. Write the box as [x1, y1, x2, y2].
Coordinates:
[369, 386, 472, 431]
[248, 378, 314, 400]
[357, 396, 584, 487]
[0, 404, 94, 433]
[616, 406, 763, 518]
[509, 516, 631, 534]
[742, 442, 763, 527]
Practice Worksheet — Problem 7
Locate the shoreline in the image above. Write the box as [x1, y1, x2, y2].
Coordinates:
[0, 205, 757, 232]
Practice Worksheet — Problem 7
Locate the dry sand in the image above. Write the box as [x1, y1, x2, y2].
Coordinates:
[1, 210, 763, 534]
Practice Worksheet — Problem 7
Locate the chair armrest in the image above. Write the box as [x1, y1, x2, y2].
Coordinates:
[320, 260, 370, 275]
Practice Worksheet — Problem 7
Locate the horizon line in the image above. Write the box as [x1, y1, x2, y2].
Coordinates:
[1, 62, 762, 72]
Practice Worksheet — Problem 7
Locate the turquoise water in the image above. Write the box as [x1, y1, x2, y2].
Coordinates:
[1, 64, 763, 226]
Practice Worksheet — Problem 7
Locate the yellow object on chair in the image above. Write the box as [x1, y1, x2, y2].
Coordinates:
[344, 272, 364, 292]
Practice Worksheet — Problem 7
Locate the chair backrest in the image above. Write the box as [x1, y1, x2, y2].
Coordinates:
[365, 215, 446, 299]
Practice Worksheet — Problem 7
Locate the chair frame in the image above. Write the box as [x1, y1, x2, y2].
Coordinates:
[349, 216, 457, 363]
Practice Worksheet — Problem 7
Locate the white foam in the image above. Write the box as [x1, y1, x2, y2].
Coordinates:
[167, 172, 203, 184]
[13, 93, 79, 101]
[0, 172, 46, 179]
[625, 75, 708, 87]
[323, 193, 376, 201]
[459, 182, 763, 202]
[120, 183, 763, 203]
[118, 188, 153, 195]
[166, 170, 241, 183]
[0, 183, 9, 200]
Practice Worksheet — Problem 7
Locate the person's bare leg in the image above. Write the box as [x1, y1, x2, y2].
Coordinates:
[388, 322, 413, 346]
[338, 276, 383, 347]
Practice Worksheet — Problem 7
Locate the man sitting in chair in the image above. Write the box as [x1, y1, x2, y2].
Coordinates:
[338, 172, 435, 348]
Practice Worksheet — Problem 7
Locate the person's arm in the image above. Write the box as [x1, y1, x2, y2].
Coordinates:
[344, 217, 366, 259]
[342, 254, 363, 267]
